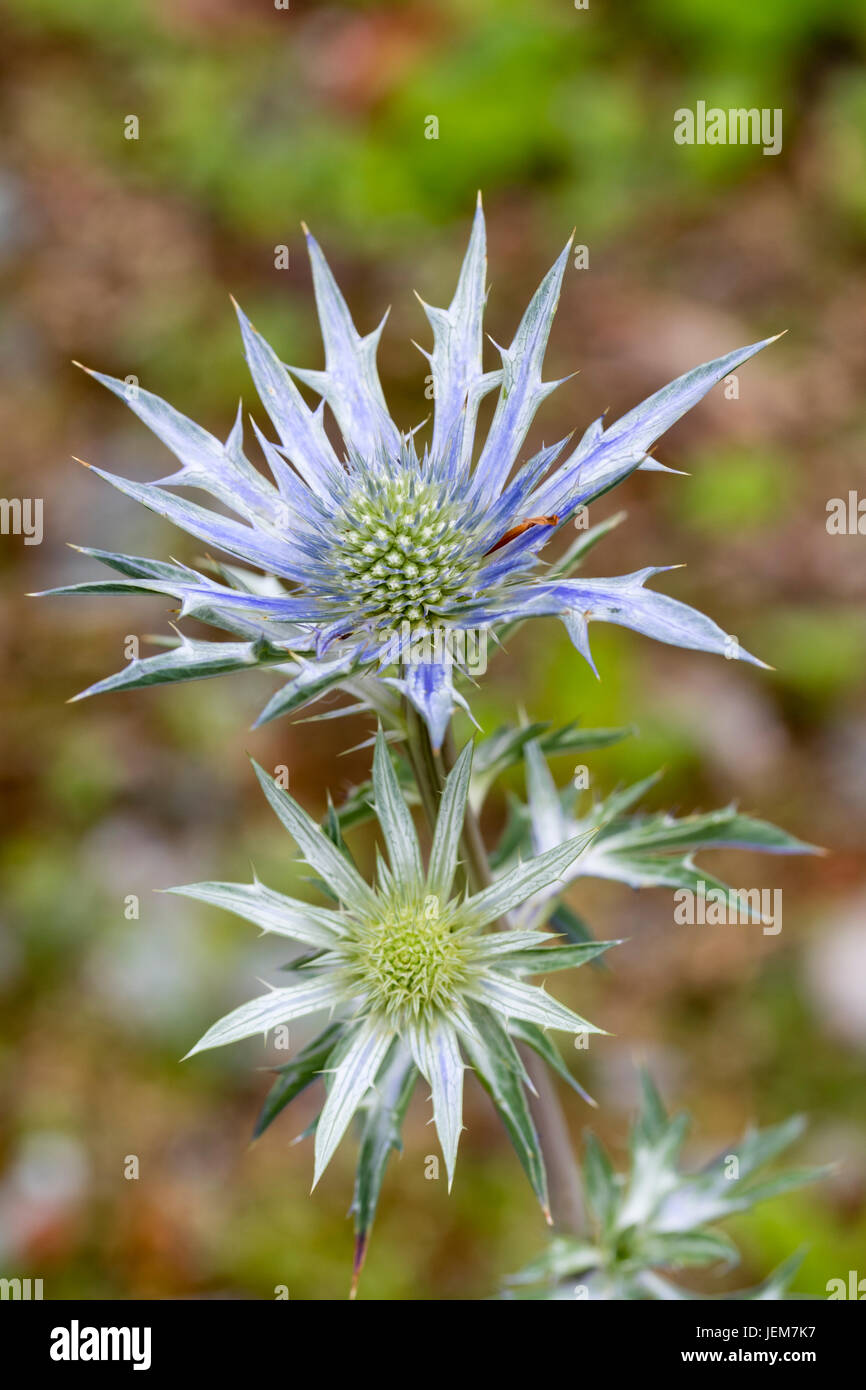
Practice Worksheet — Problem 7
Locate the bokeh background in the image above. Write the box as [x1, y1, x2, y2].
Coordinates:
[2, 0, 865, 1300]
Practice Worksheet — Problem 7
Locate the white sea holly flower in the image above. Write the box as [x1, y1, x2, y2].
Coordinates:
[172, 733, 615, 1214]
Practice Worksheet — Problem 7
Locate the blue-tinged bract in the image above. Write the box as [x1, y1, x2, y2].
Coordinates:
[45, 198, 779, 748]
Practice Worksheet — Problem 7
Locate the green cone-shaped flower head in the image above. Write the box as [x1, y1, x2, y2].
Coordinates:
[173, 731, 616, 1203]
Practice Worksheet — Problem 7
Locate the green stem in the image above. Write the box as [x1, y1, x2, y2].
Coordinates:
[442, 726, 495, 899]
[403, 698, 442, 829]
[404, 706, 584, 1235]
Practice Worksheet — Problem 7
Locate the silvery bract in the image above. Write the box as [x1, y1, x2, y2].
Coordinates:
[508, 736, 818, 928]
[504, 1072, 825, 1301]
[46, 197, 778, 749]
[172, 732, 614, 1249]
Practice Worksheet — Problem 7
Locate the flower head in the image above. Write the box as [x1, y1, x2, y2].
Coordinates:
[47, 197, 778, 746]
[173, 732, 613, 1206]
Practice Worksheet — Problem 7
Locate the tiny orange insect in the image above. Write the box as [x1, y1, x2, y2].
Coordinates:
[484, 515, 559, 556]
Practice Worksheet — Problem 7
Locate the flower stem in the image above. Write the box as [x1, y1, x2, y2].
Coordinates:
[403, 699, 443, 829]
[402, 704, 584, 1235]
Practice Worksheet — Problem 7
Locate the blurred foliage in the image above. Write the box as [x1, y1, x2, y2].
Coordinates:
[1, 0, 865, 1299]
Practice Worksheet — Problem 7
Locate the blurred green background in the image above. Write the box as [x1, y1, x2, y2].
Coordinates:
[1, 0, 865, 1300]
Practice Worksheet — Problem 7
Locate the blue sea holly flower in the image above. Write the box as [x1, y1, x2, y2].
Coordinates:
[171, 735, 615, 1219]
[47, 197, 778, 748]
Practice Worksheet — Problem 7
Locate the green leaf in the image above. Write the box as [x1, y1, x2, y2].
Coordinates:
[471, 973, 604, 1035]
[637, 1068, 669, 1141]
[735, 1167, 830, 1208]
[313, 1017, 395, 1189]
[637, 1228, 739, 1270]
[406, 1019, 464, 1191]
[427, 740, 474, 898]
[732, 1114, 807, 1181]
[471, 719, 632, 810]
[71, 546, 201, 583]
[506, 1019, 596, 1107]
[600, 805, 820, 857]
[619, 1107, 690, 1229]
[278, 951, 325, 972]
[582, 851, 735, 896]
[461, 1003, 549, 1216]
[504, 1235, 602, 1285]
[539, 720, 634, 758]
[351, 1041, 416, 1298]
[166, 879, 346, 948]
[466, 831, 595, 927]
[321, 792, 347, 854]
[372, 728, 422, 884]
[252, 759, 379, 916]
[326, 781, 376, 834]
[473, 723, 550, 777]
[471, 722, 549, 809]
[184, 977, 339, 1058]
[69, 634, 291, 701]
[324, 756, 416, 836]
[654, 1116, 823, 1233]
[496, 939, 621, 975]
[254, 653, 360, 727]
[582, 1131, 618, 1235]
[504, 1066, 819, 1301]
[556, 774, 820, 898]
[253, 1021, 345, 1139]
[588, 770, 665, 827]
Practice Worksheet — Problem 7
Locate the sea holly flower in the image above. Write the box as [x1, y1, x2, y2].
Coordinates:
[43, 197, 780, 748]
[172, 732, 615, 1255]
[503, 1071, 825, 1301]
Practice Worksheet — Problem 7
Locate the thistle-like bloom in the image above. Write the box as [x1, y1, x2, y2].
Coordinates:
[47, 197, 777, 746]
[173, 733, 613, 1208]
